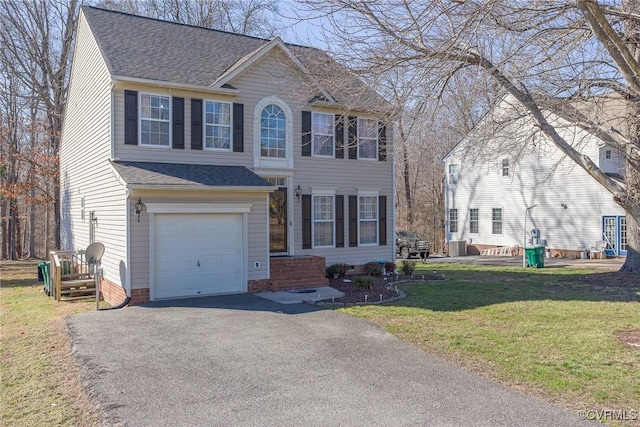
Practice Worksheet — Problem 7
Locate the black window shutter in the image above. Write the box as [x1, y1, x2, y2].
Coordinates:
[335, 115, 344, 159]
[335, 195, 344, 247]
[172, 97, 184, 149]
[378, 195, 387, 246]
[124, 90, 138, 145]
[378, 122, 387, 161]
[348, 195, 358, 247]
[302, 194, 312, 249]
[302, 111, 311, 156]
[233, 103, 244, 152]
[348, 116, 357, 159]
[191, 99, 203, 150]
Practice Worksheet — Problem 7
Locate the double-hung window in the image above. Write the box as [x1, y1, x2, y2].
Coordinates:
[492, 208, 503, 234]
[140, 94, 170, 146]
[359, 196, 378, 245]
[312, 112, 334, 157]
[357, 118, 378, 160]
[502, 159, 509, 176]
[205, 101, 231, 150]
[448, 164, 458, 185]
[449, 209, 458, 233]
[469, 208, 479, 234]
[313, 195, 334, 247]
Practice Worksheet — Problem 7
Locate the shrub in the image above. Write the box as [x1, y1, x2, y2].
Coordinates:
[326, 263, 347, 278]
[353, 275, 374, 290]
[365, 261, 383, 276]
[384, 262, 396, 273]
[400, 260, 415, 276]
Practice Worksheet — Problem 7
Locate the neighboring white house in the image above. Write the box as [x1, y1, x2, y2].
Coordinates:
[60, 7, 394, 304]
[444, 95, 627, 259]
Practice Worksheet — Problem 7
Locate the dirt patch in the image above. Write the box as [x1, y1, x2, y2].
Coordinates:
[574, 271, 640, 288]
[616, 329, 640, 352]
[327, 274, 443, 304]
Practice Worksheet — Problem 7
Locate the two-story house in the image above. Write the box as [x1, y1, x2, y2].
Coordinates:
[60, 7, 394, 305]
[444, 95, 627, 259]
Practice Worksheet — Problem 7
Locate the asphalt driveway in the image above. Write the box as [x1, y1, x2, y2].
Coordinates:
[68, 294, 594, 426]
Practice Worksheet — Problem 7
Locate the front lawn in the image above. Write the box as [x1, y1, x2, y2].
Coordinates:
[0, 261, 98, 426]
[340, 263, 640, 425]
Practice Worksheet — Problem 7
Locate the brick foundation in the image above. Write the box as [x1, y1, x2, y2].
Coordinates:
[99, 277, 127, 306]
[248, 279, 270, 293]
[129, 288, 150, 305]
[99, 277, 150, 306]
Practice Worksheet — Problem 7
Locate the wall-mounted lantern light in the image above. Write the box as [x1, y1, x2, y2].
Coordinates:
[134, 198, 145, 222]
[295, 185, 302, 202]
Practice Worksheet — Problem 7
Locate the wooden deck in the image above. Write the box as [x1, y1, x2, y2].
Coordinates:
[49, 250, 97, 301]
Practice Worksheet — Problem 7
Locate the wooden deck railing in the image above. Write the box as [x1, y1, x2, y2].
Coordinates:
[49, 249, 92, 301]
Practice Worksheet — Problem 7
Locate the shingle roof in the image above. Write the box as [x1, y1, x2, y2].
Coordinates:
[111, 161, 274, 188]
[81, 6, 388, 111]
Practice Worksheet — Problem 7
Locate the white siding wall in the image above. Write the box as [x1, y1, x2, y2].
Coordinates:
[113, 48, 395, 267]
[445, 113, 625, 252]
[60, 12, 127, 288]
[128, 191, 269, 290]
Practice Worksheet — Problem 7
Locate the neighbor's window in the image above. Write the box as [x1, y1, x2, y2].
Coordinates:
[449, 208, 458, 233]
[448, 164, 458, 185]
[358, 118, 378, 160]
[312, 112, 334, 157]
[205, 101, 231, 150]
[605, 150, 612, 159]
[492, 208, 503, 234]
[502, 159, 509, 176]
[313, 195, 334, 247]
[469, 208, 479, 234]
[359, 196, 378, 245]
[140, 94, 170, 146]
[260, 104, 286, 158]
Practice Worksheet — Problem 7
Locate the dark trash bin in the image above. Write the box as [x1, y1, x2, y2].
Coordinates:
[40, 261, 51, 296]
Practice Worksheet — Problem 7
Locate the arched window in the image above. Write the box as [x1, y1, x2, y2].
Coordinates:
[260, 104, 286, 158]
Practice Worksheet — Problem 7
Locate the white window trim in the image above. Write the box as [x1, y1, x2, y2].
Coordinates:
[139, 92, 171, 148]
[253, 96, 294, 170]
[357, 117, 378, 161]
[491, 207, 503, 235]
[311, 111, 335, 158]
[449, 208, 458, 233]
[203, 99, 233, 152]
[358, 193, 378, 246]
[448, 163, 459, 185]
[312, 191, 335, 249]
[469, 208, 479, 234]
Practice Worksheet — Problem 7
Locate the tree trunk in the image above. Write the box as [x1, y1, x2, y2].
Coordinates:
[402, 145, 413, 227]
[621, 214, 640, 272]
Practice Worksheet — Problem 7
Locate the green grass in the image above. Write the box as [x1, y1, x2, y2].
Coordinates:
[1, 261, 98, 426]
[340, 263, 640, 422]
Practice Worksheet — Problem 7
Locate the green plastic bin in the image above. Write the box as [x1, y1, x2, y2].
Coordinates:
[525, 245, 545, 268]
[40, 261, 51, 296]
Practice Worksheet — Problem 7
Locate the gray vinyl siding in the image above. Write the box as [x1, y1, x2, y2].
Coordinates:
[60, 12, 127, 288]
[113, 49, 395, 267]
[445, 110, 625, 252]
[128, 191, 269, 290]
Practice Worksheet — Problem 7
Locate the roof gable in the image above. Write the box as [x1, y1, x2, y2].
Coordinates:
[80, 6, 387, 111]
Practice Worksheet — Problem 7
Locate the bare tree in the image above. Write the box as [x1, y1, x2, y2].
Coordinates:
[0, 0, 79, 255]
[98, 0, 281, 37]
[298, 0, 640, 273]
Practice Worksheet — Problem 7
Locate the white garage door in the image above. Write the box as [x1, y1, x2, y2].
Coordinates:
[153, 213, 244, 299]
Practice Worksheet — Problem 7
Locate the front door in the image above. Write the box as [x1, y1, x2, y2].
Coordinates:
[270, 187, 288, 254]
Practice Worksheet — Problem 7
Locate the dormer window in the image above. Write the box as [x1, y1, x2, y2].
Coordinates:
[140, 94, 170, 146]
[605, 150, 612, 159]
